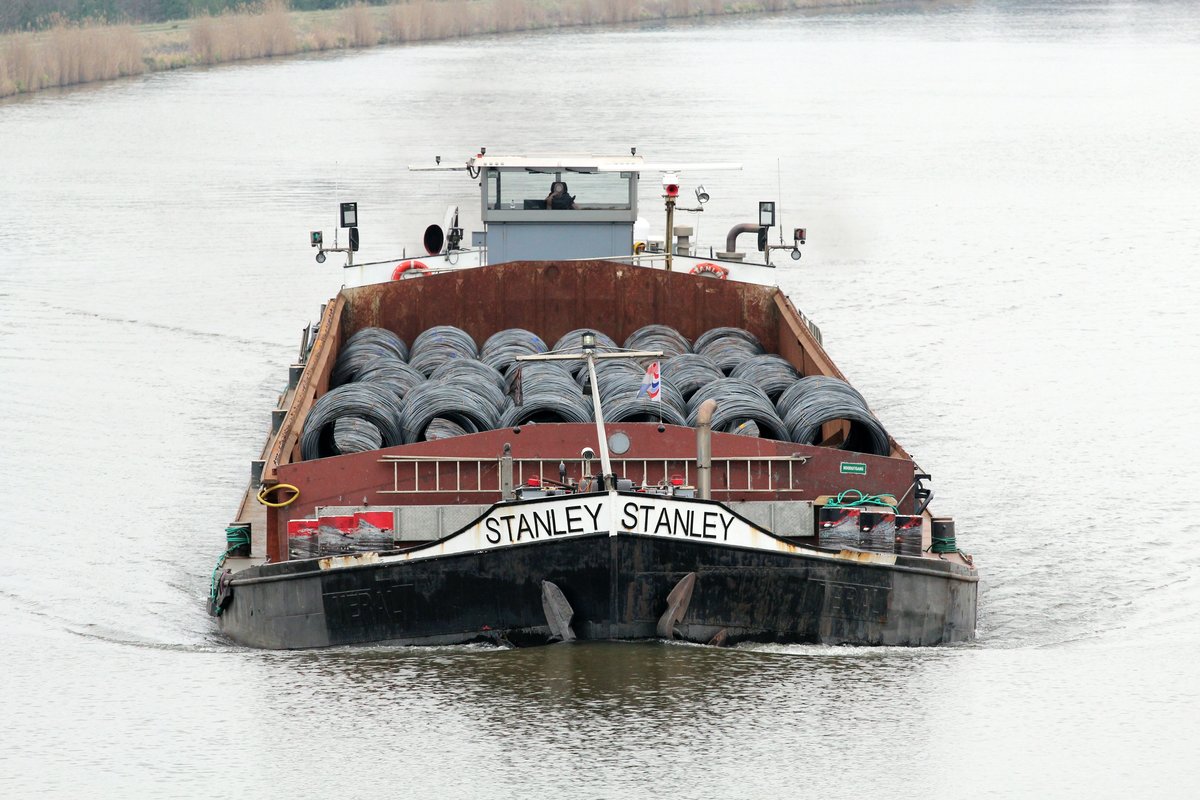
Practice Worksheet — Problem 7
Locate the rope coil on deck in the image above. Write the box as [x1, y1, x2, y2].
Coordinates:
[256, 483, 300, 507]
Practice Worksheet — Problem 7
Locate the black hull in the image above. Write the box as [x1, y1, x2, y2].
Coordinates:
[218, 533, 977, 649]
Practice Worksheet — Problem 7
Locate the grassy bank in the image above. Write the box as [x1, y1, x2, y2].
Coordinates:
[1, 0, 883, 99]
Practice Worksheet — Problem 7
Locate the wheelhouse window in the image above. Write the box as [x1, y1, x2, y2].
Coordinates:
[486, 169, 633, 211]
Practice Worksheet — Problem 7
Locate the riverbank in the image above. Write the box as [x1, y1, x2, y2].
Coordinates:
[0, 0, 888, 100]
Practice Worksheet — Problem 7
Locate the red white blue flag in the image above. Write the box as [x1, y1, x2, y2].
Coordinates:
[637, 361, 661, 401]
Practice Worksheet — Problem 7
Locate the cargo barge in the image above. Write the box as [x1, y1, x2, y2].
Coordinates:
[210, 153, 978, 649]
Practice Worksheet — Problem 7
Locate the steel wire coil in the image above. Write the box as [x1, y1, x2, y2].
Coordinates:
[778, 376, 890, 455]
[332, 416, 383, 454]
[431, 359, 506, 393]
[553, 328, 618, 353]
[623, 324, 691, 356]
[331, 328, 410, 385]
[508, 361, 584, 394]
[693, 326, 761, 353]
[499, 388, 594, 426]
[684, 377, 789, 439]
[577, 357, 642, 391]
[409, 326, 479, 375]
[553, 328, 618, 379]
[730, 354, 801, 400]
[400, 380, 501, 443]
[659, 353, 724, 399]
[599, 372, 688, 416]
[604, 397, 688, 426]
[301, 382, 406, 459]
[480, 328, 548, 373]
[775, 375, 867, 416]
[424, 418, 470, 440]
[356, 359, 426, 402]
[695, 330, 765, 373]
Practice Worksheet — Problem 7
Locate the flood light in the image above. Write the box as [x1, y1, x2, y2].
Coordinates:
[759, 201, 775, 227]
[340, 202, 357, 228]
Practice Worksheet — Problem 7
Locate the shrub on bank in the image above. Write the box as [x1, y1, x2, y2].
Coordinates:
[0, 1, 873, 99]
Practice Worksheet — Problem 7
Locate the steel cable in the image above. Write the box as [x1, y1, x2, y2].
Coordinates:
[730, 354, 801, 401]
[300, 382, 406, 459]
[400, 379, 501, 443]
[409, 325, 479, 376]
[431, 359, 506, 394]
[695, 328, 765, 373]
[693, 326, 761, 353]
[332, 415, 384, 454]
[684, 377, 789, 439]
[356, 359, 426, 403]
[659, 353, 724, 400]
[777, 376, 891, 455]
[623, 324, 691, 356]
[331, 327, 411, 386]
[480, 328, 548, 373]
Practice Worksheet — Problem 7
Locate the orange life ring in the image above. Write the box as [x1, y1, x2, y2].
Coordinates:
[689, 262, 729, 279]
[391, 260, 431, 280]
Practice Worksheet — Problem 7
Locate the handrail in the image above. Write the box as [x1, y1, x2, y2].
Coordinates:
[376, 452, 810, 495]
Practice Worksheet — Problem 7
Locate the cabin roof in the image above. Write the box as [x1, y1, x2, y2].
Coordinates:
[469, 154, 644, 172]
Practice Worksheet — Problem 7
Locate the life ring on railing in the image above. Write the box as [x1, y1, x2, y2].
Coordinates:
[391, 260, 431, 280]
[633, 241, 647, 254]
[689, 262, 729, 279]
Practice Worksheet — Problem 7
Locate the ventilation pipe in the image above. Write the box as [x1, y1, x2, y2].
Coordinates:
[696, 399, 718, 500]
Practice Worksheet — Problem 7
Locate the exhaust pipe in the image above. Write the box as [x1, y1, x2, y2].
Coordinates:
[696, 399, 717, 500]
[725, 223, 760, 254]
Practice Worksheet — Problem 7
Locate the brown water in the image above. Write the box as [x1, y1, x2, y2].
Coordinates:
[2, 1, 1199, 796]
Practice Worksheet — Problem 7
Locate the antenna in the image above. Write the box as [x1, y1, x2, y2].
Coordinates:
[777, 158, 784, 244]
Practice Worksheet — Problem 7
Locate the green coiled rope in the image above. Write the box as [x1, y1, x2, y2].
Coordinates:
[208, 525, 250, 616]
[931, 535, 957, 554]
[824, 489, 898, 513]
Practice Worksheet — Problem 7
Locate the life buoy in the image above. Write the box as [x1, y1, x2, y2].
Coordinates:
[689, 262, 729, 279]
[391, 260, 431, 279]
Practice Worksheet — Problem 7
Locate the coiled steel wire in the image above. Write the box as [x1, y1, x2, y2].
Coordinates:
[431, 359, 506, 394]
[775, 375, 866, 416]
[659, 353, 724, 400]
[553, 328, 618, 353]
[553, 328, 618, 379]
[693, 326, 761, 353]
[480, 328, 548, 373]
[300, 382, 406, 459]
[623, 324, 691, 357]
[777, 376, 890, 455]
[499, 390, 593, 426]
[332, 416, 383, 454]
[598, 371, 688, 417]
[499, 358, 593, 426]
[331, 327, 410, 386]
[409, 325, 479, 375]
[356, 359, 426, 403]
[684, 377, 789, 440]
[604, 397, 688, 426]
[400, 379, 501, 443]
[424, 418, 471, 441]
[730, 354, 801, 401]
[694, 328, 765, 373]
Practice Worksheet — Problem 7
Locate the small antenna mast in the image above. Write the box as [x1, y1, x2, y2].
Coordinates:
[777, 158, 784, 244]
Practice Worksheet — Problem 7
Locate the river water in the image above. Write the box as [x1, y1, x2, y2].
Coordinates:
[2, 1, 1198, 796]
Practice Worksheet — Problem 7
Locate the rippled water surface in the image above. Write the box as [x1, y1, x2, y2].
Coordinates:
[2, 1, 1199, 797]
